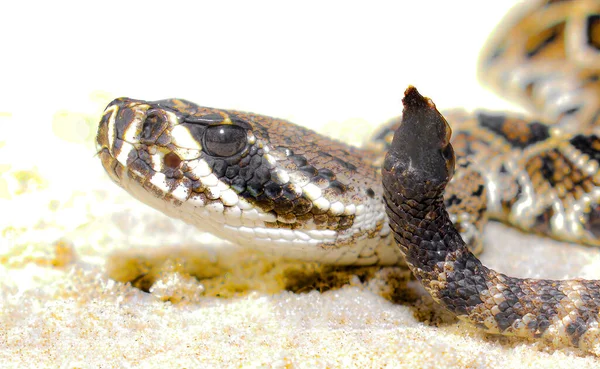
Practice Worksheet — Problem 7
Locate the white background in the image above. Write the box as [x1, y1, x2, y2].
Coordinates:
[2, 1, 523, 131]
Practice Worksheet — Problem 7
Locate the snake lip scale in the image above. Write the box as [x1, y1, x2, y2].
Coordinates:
[97, 0, 600, 350]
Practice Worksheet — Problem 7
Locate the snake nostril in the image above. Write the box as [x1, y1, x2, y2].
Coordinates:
[142, 108, 169, 142]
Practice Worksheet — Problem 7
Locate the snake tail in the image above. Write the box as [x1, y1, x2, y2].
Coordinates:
[382, 86, 600, 350]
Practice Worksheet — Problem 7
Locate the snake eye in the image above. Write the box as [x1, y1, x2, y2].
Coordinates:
[203, 125, 247, 157]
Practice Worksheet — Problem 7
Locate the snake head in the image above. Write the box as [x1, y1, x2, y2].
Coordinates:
[96, 97, 393, 264]
[96, 97, 252, 186]
[383, 86, 455, 190]
[96, 97, 258, 230]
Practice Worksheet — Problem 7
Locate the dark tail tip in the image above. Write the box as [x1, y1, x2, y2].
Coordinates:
[383, 85, 455, 183]
[402, 85, 435, 111]
[396, 86, 450, 149]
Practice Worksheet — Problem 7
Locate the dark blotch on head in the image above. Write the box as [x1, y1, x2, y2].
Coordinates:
[164, 152, 182, 169]
[115, 107, 135, 140]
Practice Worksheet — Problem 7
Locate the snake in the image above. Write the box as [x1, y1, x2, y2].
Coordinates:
[96, 0, 600, 350]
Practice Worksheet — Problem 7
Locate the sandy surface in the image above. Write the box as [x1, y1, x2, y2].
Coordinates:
[2, 94, 600, 369]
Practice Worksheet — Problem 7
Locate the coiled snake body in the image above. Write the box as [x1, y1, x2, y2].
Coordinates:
[97, 1, 600, 349]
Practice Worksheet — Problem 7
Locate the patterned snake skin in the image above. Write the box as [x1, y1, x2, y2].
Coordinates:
[383, 86, 600, 351]
[96, 0, 600, 348]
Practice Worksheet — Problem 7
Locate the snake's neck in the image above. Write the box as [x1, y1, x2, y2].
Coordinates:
[383, 171, 488, 313]
[382, 86, 490, 315]
[384, 179, 460, 260]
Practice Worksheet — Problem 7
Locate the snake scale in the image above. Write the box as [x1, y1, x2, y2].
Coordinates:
[96, 1, 600, 349]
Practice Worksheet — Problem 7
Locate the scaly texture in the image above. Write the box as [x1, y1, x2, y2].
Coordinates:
[383, 86, 600, 350]
[95, 0, 600, 348]
[97, 98, 401, 266]
[96, 2, 600, 260]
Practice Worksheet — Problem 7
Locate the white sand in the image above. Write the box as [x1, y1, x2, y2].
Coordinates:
[2, 97, 600, 368]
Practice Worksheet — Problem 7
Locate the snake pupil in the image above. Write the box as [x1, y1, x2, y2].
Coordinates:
[203, 125, 247, 157]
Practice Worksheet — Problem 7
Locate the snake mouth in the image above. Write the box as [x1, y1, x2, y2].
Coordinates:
[97, 147, 126, 185]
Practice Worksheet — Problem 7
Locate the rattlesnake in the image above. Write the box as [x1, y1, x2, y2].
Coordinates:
[96, 0, 600, 349]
